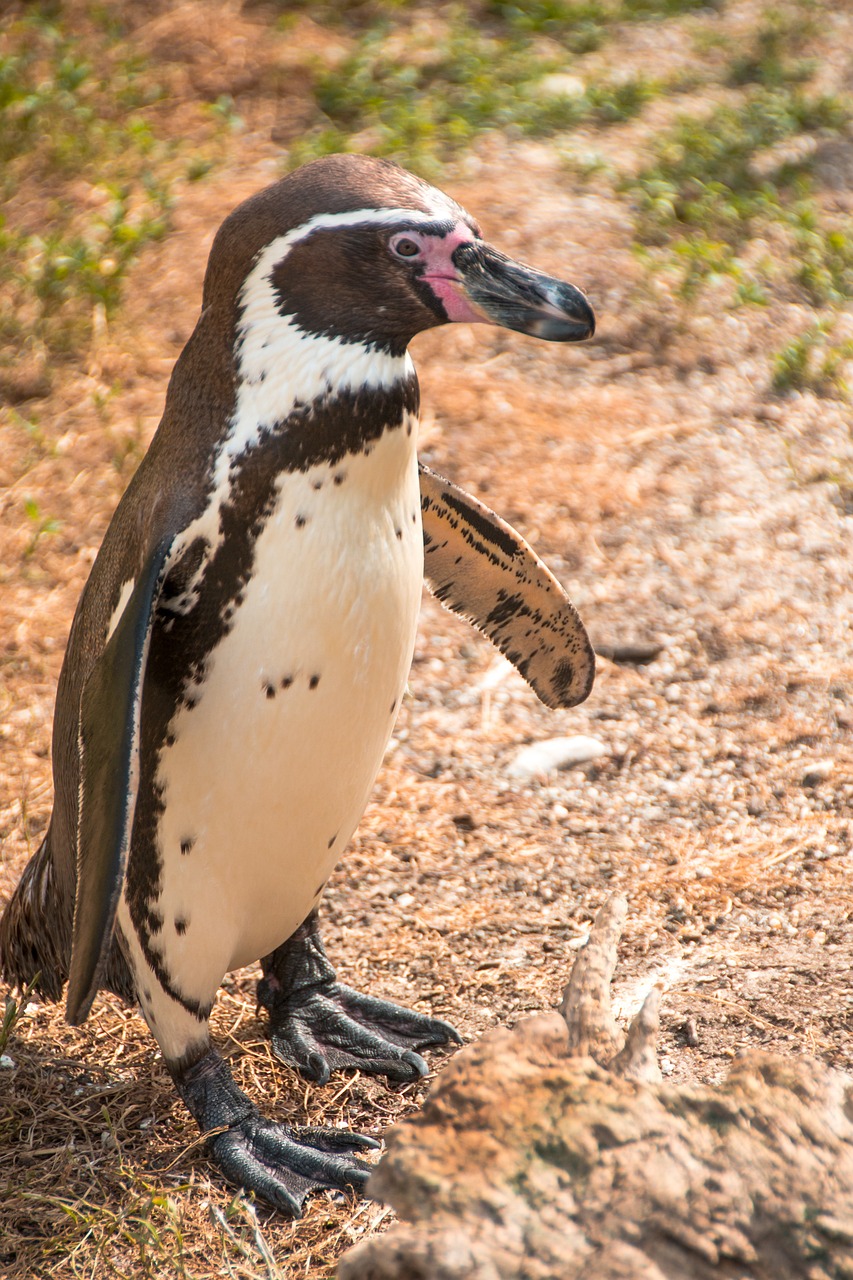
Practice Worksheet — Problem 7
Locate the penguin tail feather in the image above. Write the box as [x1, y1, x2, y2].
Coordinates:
[0, 838, 71, 1003]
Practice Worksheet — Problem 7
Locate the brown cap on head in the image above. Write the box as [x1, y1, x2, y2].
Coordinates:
[202, 155, 473, 312]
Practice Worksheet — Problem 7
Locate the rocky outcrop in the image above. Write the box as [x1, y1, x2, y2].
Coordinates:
[340, 898, 853, 1280]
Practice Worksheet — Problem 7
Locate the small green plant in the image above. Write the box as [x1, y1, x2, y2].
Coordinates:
[726, 8, 816, 89]
[206, 93, 244, 131]
[0, 976, 40, 1056]
[790, 203, 853, 306]
[23, 497, 61, 557]
[772, 324, 853, 397]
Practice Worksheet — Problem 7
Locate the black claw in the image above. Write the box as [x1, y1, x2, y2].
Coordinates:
[299, 1126, 381, 1154]
[401, 1050, 429, 1079]
[305, 1050, 331, 1086]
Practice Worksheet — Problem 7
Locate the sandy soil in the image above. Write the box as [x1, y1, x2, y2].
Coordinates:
[1, 2, 851, 1277]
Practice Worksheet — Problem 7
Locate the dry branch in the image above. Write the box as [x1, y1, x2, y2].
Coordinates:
[339, 896, 853, 1280]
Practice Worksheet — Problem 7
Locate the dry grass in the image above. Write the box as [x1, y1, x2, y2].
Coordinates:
[2, 0, 852, 1276]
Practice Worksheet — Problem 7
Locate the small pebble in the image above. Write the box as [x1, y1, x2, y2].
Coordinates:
[0, 1054, 16, 1070]
[506, 735, 607, 781]
[801, 760, 833, 787]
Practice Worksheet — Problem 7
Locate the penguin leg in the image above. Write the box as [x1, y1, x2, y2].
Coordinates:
[257, 910, 462, 1085]
[117, 908, 376, 1216]
[170, 1046, 376, 1216]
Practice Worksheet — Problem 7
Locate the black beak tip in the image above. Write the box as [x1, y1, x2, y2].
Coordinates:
[545, 288, 595, 343]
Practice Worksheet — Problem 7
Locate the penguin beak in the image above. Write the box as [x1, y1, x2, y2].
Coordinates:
[450, 241, 595, 342]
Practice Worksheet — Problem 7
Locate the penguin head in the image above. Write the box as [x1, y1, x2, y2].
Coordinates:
[202, 156, 594, 361]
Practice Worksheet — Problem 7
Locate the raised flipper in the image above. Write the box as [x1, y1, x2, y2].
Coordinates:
[419, 463, 595, 709]
[66, 536, 173, 1025]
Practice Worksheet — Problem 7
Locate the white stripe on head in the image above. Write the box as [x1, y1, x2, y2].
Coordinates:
[228, 207, 452, 464]
[167, 209, 443, 592]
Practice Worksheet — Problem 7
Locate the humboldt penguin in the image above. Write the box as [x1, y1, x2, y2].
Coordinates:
[0, 154, 595, 1213]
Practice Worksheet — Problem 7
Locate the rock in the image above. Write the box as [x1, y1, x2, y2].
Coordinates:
[340, 898, 853, 1280]
[536, 72, 586, 99]
[506, 735, 607, 781]
[801, 759, 834, 787]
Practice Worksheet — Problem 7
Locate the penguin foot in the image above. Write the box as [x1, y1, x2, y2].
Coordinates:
[264, 982, 462, 1084]
[259, 911, 462, 1085]
[172, 1046, 377, 1215]
[210, 1116, 376, 1215]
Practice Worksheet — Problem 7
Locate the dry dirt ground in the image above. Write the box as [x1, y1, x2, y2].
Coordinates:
[1, 2, 852, 1277]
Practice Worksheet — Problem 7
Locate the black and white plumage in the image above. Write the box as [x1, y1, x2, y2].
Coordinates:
[0, 155, 595, 1212]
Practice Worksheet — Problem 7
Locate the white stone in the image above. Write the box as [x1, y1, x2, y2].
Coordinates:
[506, 735, 607, 781]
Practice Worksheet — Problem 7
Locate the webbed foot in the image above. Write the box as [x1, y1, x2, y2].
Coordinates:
[258, 911, 462, 1086]
[172, 1047, 377, 1215]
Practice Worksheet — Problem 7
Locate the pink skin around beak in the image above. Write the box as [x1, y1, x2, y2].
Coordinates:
[389, 223, 490, 324]
[417, 225, 490, 324]
[396, 220, 595, 342]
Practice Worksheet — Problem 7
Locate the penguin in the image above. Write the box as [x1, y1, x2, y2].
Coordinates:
[0, 155, 595, 1214]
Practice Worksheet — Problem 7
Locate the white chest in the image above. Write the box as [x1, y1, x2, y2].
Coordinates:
[136, 420, 422, 1000]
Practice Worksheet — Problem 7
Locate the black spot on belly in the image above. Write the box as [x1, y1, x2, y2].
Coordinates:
[390, 699, 397, 714]
[175, 917, 188, 936]
[312, 479, 323, 490]
[314, 881, 326, 896]
[128, 376, 420, 1021]
[406, 421, 413, 436]
[281, 675, 293, 690]
[309, 674, 321, 690]
[264, 682, 276, 699]
[165, 731, 177, 748]
[180, 837, 196, 856]
[295, 514, 308, 529]
[327, 833, 337, 849]
[143, 988, 152, 1003]
[396, 528, 402, 540]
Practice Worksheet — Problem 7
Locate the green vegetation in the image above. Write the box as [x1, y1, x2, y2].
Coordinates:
[772, 323, 853, 397]
[0, 35, 162, 178]
[726, 8, 816, 88]
[0, 977, 39, 1057]
[22, 497, 61, 557]
[294, 7, 660, 170]
[631, 89, 848, 247]
[0, 9, 231, 384]
[790, 203, 853, 305]
[627, 85, 853, 304]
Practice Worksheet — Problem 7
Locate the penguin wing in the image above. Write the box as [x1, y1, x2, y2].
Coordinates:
[419, 463, 594, 710]
[66, 535, 173, 1025]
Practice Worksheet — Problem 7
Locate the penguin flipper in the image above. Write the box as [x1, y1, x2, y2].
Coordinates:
[419, 463, 595, 709]
[66, 536, 173, 1026]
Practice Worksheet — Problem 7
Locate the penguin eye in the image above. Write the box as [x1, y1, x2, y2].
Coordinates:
[391, 236, 422, 259]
